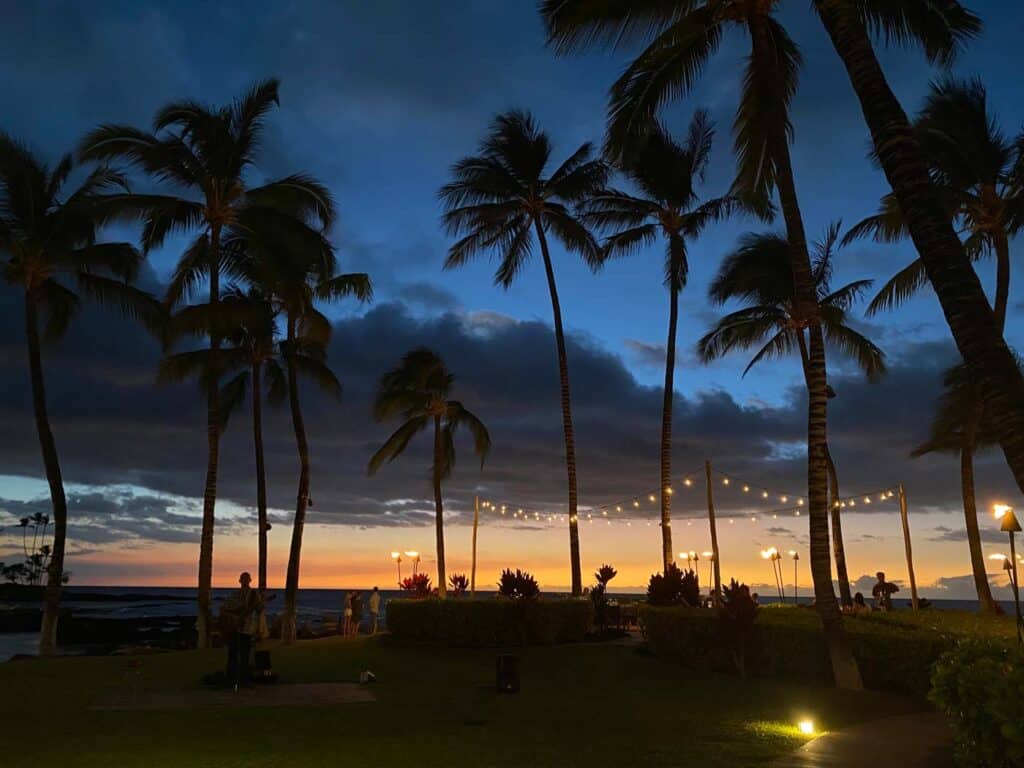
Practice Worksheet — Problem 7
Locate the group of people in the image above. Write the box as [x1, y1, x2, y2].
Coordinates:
[846, 571, 900, 615]
[341, 587, 381, 636]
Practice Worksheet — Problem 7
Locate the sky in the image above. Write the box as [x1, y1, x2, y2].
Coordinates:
[1, 1, 1023, 598]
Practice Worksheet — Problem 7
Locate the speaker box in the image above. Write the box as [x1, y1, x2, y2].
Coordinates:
[496, 654, 519, 694]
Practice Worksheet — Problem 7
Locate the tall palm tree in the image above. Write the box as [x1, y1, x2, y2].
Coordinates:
[812, 3, 1024, 512]
[240, 220, 372, 643]
[439, 110, 608, 596]
[697, 224, 885, 606]
[541, 0, 863, 685]
[368, 348, 491, 598]
[158, 286, 285, 593]
[582, 112, 743, 571]
[0, 134, 159, 654]
[844, 76, 1021, 613]
[80, 79, 337, 646]
[911, 363, 1002, 613]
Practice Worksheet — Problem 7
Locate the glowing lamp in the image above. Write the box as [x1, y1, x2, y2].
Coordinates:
[798, 720, 815, 736]
[390, 551, 401, 560]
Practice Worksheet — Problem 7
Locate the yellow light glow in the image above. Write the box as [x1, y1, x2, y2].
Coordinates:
[989, 553, 1007, 561]
[390, 551, 400, 559]
[649, 494, 656, 502]
[797, 498, 804, 506]
[798, 720, 815, 736]
[781, 495, 788, 503]
[743, 485, 750, 492]
[405, 551, 418, 558]
[723, 477, 730, 485]
[762, 490, 769, 498]
[633, 499, 640, 508]
[761, 549, 772, 559]
[616, 505, 622, 512]
[684, 478, 693, 486]
[994, 503, 1013, 520]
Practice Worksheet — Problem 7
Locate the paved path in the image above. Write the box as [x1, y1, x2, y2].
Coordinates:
[772, 712, 953, 768]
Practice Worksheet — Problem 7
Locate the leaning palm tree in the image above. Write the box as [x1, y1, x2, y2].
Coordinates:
[158, 286, 285, 593]
[541, 0, 864, 687]
[813, 3, 1024, 509]
[240, 221, 372, 644]
[844, 77, 1021, 613]
[80, 79, 337, 646]
[0, 134, 160, 654]
[582, 112, 743, 571]
[698, 224, 885, 607]
[439, 110, 608, 596]
[368, 348, 491, 598]
[911, 363, 1002, 613]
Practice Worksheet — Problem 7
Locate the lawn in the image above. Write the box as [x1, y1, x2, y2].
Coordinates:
[0, 634, 926, 768]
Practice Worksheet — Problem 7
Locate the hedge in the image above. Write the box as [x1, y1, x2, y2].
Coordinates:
[386, 598, 593, 646]
[639, 604, 976, 697]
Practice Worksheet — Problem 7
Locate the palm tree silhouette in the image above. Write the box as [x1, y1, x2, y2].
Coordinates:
[698, 223, 885, 606]
[813, 3, 1024, 507]
[0, 133, 159, 654]
[368, 348, 491, 598]
[583, 112, 744, 570]
[80, 79, 337, 646]
[845, 77, 1022, 612]
[439, 110, 607, 596]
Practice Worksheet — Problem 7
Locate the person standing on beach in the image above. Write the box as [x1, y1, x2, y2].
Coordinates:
[871, 572, 899, 611]
[350, 591, 363, 636]
[341, 591, 353, 636]
[222, 572, 263, 688]
[368, 587, 381, 635]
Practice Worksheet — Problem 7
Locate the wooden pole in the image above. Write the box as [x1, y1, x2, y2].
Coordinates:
[471, 495, 479, 597]
[898, 484, 919, 611]
[705, 461, 722, 603]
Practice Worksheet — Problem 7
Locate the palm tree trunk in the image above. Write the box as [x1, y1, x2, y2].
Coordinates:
[533, 219, 582, 596]
[961, 415, 996, 613]
[26, 293, 68, 656]
[814, 0, 1024, 499]
[252, 363, 268, 593]
[281, 317, 310, 644]
[196, 227, 221, 649]
[749, 12, 862, 690]
[825, 445, 852, 607]
[659, 245, 681, 570]
[433, 414, 447, 598]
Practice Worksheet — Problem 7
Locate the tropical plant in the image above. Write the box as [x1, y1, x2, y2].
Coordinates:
[698, 222, 885, 606]
[80, 78, 339, 647]
[1, 133, 159, 654]
[541, 0, 865, 688]
[368, 348, 490, 599]
[718, 579, 758, 678]
[813, 4, 1024, 524]
[590, 563, 619, 630]
[439, 110, 608, 596]
[400, 573, 433, 598]
[448, 573, 469, 596]
[911, 364, 1006, 613]
[497, 568, 540, 601]
[583, 112, 745, 569]
[647, 563, 700, 607]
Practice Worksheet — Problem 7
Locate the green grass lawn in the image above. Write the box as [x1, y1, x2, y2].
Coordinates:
[0, 634, 927, 768]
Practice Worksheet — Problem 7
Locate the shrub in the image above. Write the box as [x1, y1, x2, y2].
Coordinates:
[386, 598, 593, 646]
[931, 640, 1024, 767]
[591, 564, 618, 631]
[718, 580, 758, 678]
[497, 568, 539, 600]
[448, 573, 469, 596]
[647, 564, 699, 607]
[400, 573, 432, 597]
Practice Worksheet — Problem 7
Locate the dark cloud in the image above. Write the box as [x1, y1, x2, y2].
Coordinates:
[929, 525, 1007, 545]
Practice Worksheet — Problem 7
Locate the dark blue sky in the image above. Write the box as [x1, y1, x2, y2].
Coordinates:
[1, 1, 1023, 590]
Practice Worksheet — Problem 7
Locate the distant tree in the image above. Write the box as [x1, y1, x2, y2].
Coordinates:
[440, 110, 607, 596]
[698, 223, 885, 607]
[1, 134, 159, 654]
[369, 348, 490, 598]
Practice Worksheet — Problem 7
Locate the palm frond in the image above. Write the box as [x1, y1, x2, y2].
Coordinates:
[821, 322, 887, 380]
[35, 278, 81, 341]
[841, 193, 907, 245]
[858, 0, 982, 65]
[543, 203, 602, 270]
[741, 328, 797, 376]
[246, 173, 336, 231]
[219, 371, 250, 432]
[367, 416, 430, 475]
[864, 257, 929, 316]
[447, 402, 492, 468]
[74, 273, 164, 334]
[318, 272, 373, 303]
[292, 352, 343, 401]
[541, 0, 690, 53]
[696, 305, 786, 363]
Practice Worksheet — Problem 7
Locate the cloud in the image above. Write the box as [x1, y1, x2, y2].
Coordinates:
[929, 525, 1007, 545]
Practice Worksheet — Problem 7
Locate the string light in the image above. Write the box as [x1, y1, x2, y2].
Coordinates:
[684, 478, 693, 487]
[723, 477, 730, 486]
[762, 490, 769, 499]
[742, 485, 750, 493]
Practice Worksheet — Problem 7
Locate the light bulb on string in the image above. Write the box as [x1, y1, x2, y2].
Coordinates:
[743, 485, 750, 493]
[762, 490, 769, 499]
[723, 477, 730, 486]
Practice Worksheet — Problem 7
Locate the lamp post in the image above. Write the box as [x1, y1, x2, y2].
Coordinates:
[994, 504, 1022, 644]
[405, 551, 421, 577]
[391, 551, 402, 585]
[789, 550, 799, 605]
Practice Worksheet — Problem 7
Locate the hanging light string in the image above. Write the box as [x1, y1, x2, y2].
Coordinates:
[476, 467, 900, 531]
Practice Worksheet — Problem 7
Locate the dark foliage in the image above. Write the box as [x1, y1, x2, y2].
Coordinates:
[647, 563, 699, 607]
[498, 569, 540, 601]
[590, 563, 618, 630]
[448, 573, 469, 596]
[399, 573, 432, 598]
[718, 580, 758, 677]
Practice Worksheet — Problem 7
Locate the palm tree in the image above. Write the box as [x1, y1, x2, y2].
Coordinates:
[698, 224, 885, 606]
[844, 77, 1021, 613]
[368, 348, 491, 598]
[158, 286, 285, 593]
[439, 110, 608, 596]
[582, 112, 743, 571]
[812, 3, 1024, 510]
[239, 220, 372, 643]
[541, 0, 864, 685]
[0, 134, 159, 654]
[911, 363, 1002, 613]
[80, 79, 338, 646]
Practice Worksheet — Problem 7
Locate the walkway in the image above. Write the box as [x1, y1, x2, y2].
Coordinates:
[772, 712, 953, 768]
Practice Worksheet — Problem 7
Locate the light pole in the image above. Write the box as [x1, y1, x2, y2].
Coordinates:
[391, 551, 402, 585]
[789, 551, 799, 605]
[994, 504, 1022, 644]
